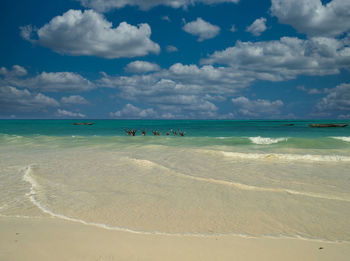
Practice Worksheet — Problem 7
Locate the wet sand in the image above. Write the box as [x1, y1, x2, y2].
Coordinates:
[1, 216, 349, 261]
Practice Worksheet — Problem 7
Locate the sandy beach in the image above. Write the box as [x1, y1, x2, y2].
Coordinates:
[1, 215, 350, 261]
[1, 124, 350, 261]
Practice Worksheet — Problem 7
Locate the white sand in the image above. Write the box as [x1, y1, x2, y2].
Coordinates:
[1, 216, 350, 261]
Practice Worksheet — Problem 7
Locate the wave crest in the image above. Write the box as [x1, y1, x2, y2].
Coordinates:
[249, 136, 288, 145]
[221, 151, 350, 162]
[332, 137, 350, 143]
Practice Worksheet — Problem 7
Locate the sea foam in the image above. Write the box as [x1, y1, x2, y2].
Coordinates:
[221, 151, 350, 162]
[332, 137, 350, 142]
[249, 136, 288, 145]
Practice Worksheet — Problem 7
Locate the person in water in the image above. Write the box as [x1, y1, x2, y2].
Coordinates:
[131, 129, 137, 136]
[141, 129, 146, 136]
[123, 128, 131, 136]
[152, 130, 161, 136]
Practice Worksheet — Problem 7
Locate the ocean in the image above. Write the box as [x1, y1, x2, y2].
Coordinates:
[1, 119, 350, 241]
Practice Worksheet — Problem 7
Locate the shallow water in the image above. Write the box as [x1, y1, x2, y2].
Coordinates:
[1, 120, 350, 241]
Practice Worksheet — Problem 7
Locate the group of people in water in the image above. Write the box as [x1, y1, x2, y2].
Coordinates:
[123, 128, 186, 136]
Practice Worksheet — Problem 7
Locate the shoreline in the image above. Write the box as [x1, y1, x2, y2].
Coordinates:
[1, 216, 350, 261]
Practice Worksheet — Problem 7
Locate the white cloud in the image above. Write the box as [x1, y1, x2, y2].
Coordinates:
[315, 83, 350, 113]
[98, 63, 250, 118]
[166, 45, 178, 52]
[19, 72, 95, 92]
[230, 25, 237, 32]
[78, 0, 239, 12]
[338, 114, 350, 120]
[99, 63, 252, 97]
[231, 97, 284, 117]
[271, 0, 350, 37]
[246, 17, 267, 36]
[183, 18, 220, 41]
[0, 85, 59, 113]
[57, 109, 86, 118]
[0, 65, 27, 78]
[125, 61, 161, 73]
[1, 66, 95, 93]
[21, 9, 160, 59]
[95, 32, 349, 118]
[61, 95, 89, 104]
[202, 36, 350, 81]
[110, 103, 157, 118]
[161, 16, 171, 22]
[297, 85, 324, 94]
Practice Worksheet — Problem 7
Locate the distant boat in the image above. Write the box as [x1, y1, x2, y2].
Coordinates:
[73, 122, 94, 125]
[282, 123, 294, 126]
[309, 123, 348, 128]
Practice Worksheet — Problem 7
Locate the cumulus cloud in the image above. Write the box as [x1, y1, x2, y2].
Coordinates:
[99, 63, 245, 118]
[297, 85, 324, 94]
[183, 18, 220, 41]
[231, 96, 284, 117]
[100, 63, 252, 97]
[0, 65, 27, 78]
[0, 85, 59, 113]
[110, 103, 157, 118]
[315, 83, 350, 114]
[0, 66, 95, 93]
[78, 0, 239, 12]
[271, 0, 350, 37]
[20, 9, 160, 59]
[125, 61, 161, 73]
[202, 36, 350, 81]
[246, 17, 267, 36]
[166, 45, 178, 52]
[61, 95, 89, 104]
[57, 109, 86, 118]
[17, 72, 95, 92]
[95, 32, 349, 118]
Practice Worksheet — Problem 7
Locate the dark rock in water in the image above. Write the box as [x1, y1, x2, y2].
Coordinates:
[73, 122, 94, 126]
[309, 123, 348, 128]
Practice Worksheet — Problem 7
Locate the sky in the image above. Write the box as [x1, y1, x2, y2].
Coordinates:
[0, 0, 349, 119]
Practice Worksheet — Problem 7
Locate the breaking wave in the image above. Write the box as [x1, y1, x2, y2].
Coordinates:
[221, 151, 350, 162]
[332, 137, 350, 143]
[249, 136, 288, 145]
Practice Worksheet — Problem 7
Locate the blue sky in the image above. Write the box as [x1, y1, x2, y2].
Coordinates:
[0, 0, 349, 119]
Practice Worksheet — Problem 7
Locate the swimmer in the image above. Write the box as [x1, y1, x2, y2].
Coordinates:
[123, 128, 131, 136]
[131, 129, 137, 136]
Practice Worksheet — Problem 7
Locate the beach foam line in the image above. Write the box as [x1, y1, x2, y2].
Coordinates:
[127, 158, 350, 203]
[249, 136, 288, 145]
[21, 165, 348, 243]
[221, 151, 350, 162]
[332, 136, 350, 143]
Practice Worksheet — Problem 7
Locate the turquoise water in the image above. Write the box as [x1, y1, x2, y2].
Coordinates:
[1, 120, 350, 241]
[1, 119, 350, 137]
[1, 119, 350, 149]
